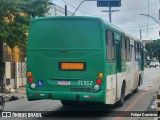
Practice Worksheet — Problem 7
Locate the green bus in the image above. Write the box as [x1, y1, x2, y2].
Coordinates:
[26, 16, 144, 106]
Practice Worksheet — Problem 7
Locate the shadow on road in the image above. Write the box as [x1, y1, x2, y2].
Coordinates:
[43, 90, 143, 117]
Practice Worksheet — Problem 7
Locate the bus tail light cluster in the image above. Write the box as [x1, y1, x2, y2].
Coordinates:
[27, 71, 36, 88]
[96, 72, 103, 85]
[27, 72, 34, 83]
[94, 72, 103, 91]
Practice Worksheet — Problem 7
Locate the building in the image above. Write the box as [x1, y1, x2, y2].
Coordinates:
[142, 40, 153, 46]
[3, 44, 20, 62]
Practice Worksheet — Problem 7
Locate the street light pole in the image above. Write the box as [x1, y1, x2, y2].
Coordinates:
[139, 14, 160, 25]
[72, 0, 100, 16]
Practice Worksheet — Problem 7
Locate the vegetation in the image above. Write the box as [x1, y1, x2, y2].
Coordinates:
[145, 39, 160, 61]
[0, 0, 52, 91]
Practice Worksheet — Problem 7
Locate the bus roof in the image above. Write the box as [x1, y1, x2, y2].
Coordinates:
[31, 16, 141, 43]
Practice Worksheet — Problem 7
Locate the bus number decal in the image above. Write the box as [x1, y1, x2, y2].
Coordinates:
[77, 81, 93, 86]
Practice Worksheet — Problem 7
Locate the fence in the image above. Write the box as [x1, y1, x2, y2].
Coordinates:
[5, 62, 26, 89]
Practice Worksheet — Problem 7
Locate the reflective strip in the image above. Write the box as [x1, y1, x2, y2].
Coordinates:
[158, 99, 160, 103]
[158, 107, 160, 111]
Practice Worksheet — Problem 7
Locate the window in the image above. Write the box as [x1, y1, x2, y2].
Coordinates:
[106, 30, 114, 61]
[134, 42, 139, 61]
[138, 43, 142, 60]
[121, 36, 126, 61]
[126, 39, 130, 61]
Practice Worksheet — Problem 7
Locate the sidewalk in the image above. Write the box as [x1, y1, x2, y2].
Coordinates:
[148, 87, 160, 120]
[5, 86, 26, 102]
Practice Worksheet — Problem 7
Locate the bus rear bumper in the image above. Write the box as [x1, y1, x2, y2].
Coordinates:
[26, 88, 106, 103]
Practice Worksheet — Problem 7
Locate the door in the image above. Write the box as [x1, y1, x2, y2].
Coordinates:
[115, 40, 121, 100]
[130, 45, 135, 91]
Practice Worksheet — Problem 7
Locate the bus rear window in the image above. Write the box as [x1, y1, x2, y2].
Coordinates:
[28, 19, 102, 49]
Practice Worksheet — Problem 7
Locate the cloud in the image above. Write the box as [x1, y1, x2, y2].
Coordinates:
[52, 0, 160, 40]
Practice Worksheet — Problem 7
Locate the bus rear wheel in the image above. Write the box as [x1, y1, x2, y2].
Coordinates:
[117, 83, 125, 107]
[61, 100, 78, 107]
[134, 76, 141, 93]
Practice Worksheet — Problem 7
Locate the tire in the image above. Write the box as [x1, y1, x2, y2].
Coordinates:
[134, 82, 139, 93]
[61, 100, 78, 107]
[117, 83, 125, 107]
[133, 86, 138, 93]
[0, 96, 5, 111]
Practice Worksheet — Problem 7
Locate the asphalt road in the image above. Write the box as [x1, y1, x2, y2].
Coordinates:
[2, 67, 160, 120]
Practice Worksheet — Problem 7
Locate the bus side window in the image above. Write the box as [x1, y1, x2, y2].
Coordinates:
[105, 30, 109, 45]
[138, 43, 141, 59]
[134, 42, 139, 61]
[127, 39, 131, 61]
[106, 30, 111, 61]
[124, 38, 131, 62]
[121, 36, 126, 61]
[112, 33, 115, 60]
[106, 30, 114, 61]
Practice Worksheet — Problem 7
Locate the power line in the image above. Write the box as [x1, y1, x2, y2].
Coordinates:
[120, 2, 155, 12]
[124, 26, 159, 31]
[124, 23, 158, 29]
[61, 0, 98, 16]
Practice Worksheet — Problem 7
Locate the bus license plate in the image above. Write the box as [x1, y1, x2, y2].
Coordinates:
[58, 81, 70, 85]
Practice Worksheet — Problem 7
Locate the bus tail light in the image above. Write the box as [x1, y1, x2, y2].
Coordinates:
[96, 79, 102, 84]
[94, 85, 100, 91]
[27, 72, 32, 77]
[98, 72, 103, 78]
[28, 77, 34, 83]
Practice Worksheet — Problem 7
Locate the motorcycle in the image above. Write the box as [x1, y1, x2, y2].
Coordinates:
[0, 85, 5, 111]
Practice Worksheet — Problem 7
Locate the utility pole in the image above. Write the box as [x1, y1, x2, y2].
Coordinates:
[65, 5, 67, 16]
[140, 29, 142, 40]
[72, 0, 121, 23]
[102, 8, 119, 23]
[109, 7, 111, 23]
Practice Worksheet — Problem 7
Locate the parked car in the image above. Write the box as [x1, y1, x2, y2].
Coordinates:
[149, 60, 156, 68]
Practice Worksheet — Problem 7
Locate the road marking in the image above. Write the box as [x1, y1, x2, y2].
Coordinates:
[115, 79, 160, 120]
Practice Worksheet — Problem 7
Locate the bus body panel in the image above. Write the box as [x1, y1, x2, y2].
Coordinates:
[27, 17, 107, 103]
[26, 16, 144, 105]
[27, 87, 106, 103]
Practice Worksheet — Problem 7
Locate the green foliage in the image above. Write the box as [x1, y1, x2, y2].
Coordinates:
[0, 0, 52, 85]
[21, 0, 52, 17]
[0, 0, 52, 49]
[145, 40, 160, 59]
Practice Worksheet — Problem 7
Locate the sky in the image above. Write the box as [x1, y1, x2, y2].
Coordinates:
[51, 0, 160, 40]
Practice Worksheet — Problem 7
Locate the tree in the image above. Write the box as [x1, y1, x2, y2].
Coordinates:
[21, 0, 52, 17]
[0, 0, 20, 92]
[0, 0, 52, 92]
[145, 40, 160, 61]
